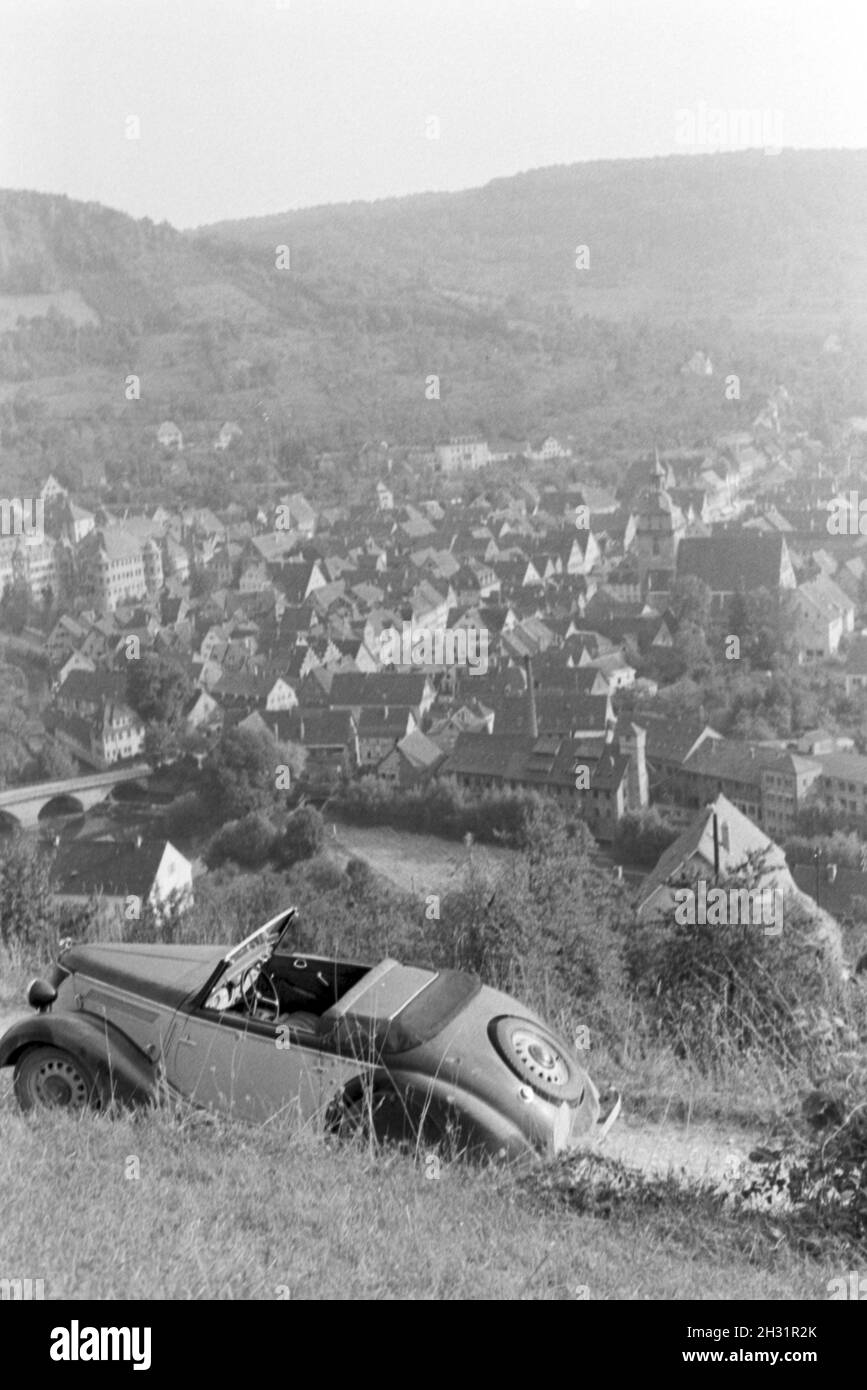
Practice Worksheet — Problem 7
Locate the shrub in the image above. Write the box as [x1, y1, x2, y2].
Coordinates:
[274, 805, 325, 868]
[332, 777, 560, 849]
[204, 812, 277, 869]
[613, 807, 681, 868]
[627, 867, 846, 1069]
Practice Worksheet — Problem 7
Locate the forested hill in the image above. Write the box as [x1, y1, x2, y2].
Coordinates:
[204, 150, 867, 331]
[0, 150, 865, 491]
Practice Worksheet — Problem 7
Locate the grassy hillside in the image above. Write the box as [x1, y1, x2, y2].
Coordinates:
[0, 1103, 835, 1300]
[1, 151, 867, 492]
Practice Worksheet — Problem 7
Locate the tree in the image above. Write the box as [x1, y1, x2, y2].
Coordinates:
[188, 565, 217, 600]
[144, 722, 181, 767]
[126, 653, 194, 727]
[672, 621, 713, 680]
[669, 574, 712, 630]
[200, 726, 280, 824]
[36, 740, 77, 781]
[205, 812, 277, 869]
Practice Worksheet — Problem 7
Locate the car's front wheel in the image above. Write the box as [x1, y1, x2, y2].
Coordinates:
[13, 1047, 101, 1113]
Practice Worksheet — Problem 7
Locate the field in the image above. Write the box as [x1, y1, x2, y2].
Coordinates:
[325, 818, 511, 897]
[0, 1099, 835, 1301]
[0, 957, 850, 1301]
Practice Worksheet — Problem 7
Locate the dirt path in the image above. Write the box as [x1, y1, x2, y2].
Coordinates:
[603, 1114, 763, 1185]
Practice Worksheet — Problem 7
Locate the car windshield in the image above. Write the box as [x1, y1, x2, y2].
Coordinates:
[220, 909, 295, 974]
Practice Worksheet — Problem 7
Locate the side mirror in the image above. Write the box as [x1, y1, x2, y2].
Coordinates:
[27, 979, 58, 1013]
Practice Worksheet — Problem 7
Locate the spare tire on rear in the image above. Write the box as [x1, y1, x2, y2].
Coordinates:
[488, 1016, 585, 1104]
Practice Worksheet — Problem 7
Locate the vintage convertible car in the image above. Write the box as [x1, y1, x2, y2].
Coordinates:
[0, 907, 620, 1160]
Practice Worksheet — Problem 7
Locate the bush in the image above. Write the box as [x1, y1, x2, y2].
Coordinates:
[332, 777, 559, 849]
[162, 791, 212, 844]
[204, 812, 277, 869]
[784, 831, 865, 871]
[613, 807, 681, 868]
[301, 855, 345, 893]
[627, 867, 846, 1069]
[274, 805, 325, 868]
[0, 836, 55, 952]
[345, 856, 375, 895]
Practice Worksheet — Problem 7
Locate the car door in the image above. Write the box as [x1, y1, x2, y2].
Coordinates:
[165, 1007, 357, 1126]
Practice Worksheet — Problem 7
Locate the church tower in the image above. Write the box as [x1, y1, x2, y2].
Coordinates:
[634, 449, 685, 585]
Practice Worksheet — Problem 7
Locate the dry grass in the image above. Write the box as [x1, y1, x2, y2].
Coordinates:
[0, 1101, 843, 1301]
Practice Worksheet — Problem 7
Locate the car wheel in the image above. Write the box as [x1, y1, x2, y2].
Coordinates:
[13, 1047, 101, 1114]
[489, 1016, 586, 1104]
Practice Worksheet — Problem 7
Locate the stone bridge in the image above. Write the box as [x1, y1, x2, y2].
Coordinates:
[0, 766, 151, 830]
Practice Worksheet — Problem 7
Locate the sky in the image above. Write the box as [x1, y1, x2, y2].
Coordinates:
[0, 0, 865, 228]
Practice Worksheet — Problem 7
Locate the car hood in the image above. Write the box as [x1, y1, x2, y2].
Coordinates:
[61, 942, 225, 1010]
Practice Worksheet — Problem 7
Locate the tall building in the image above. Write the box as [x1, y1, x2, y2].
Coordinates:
[634, 453, 686, 584]
[0, 534, 59, 601]
[435, 437, 490, 474]
[78, 528, 149, 612]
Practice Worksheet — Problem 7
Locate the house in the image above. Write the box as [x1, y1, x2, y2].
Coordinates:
[681, 351, 714, 377]
[182, 688, 220, 733]
[46, 696, 146, 769]
[842, 635, 867, 697]
[675, 533, 797, 609]
[77, 527, 162, 612]
[666, 738, 822, 837]
[794, 575, 855, 659]
[435, 437, 490, 474]
[528, 435, 570, 462]
[52, 835, 193, 921]
[157, 421, 183, 452]
[40, 473, 67, 501]
[240, 707, 359, 791]
[375, 481, 394, 511]
[637, 713, 723, 798]
[56, 670, 128, 718]
[376, 728, 444, 787]
[814, 752, 867, 819]
[636, 794, 794, 921]
[264, 677, 298, 712]
[65, 501, 95, 544]
[0, 533, 59, 602]
[357, 707, 417, 767]
[47, 614, 89, 667]
[327, 672, 436, 720]
[277, 492, 317, 538]
[55, 651, 96, 687]
[491, 691, 615, 738]
[441, 724, 647, 841]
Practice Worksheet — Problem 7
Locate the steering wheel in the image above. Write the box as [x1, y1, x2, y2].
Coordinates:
[240, 962, 281, 1023]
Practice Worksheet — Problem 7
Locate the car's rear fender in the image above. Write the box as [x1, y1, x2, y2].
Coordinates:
[338, 1066, 539, 1161]
[0, 1014, 158, 1107]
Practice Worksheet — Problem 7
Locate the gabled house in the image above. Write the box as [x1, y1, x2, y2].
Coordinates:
[675, 533, 797, 609]
[794, 575, 855, 659]
[357, 707, 417, 767]
[636, 794, 794, 922]
[52, 835, 193, 921]
[376, 728, 444, 787]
